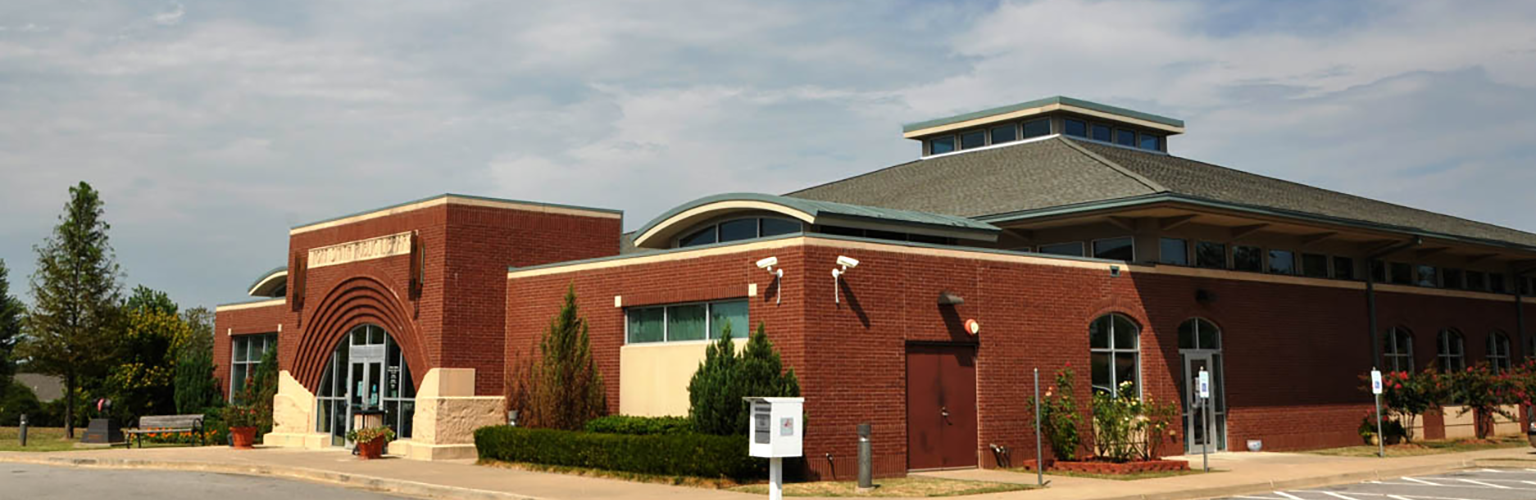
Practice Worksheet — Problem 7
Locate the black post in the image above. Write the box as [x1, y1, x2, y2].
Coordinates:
[857, 423, 872, 490]
[18, 414, 27, 447]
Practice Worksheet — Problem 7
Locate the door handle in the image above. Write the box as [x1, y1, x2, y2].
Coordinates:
[940, 407, 950, 419]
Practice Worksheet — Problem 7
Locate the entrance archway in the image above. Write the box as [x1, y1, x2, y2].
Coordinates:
[314, 324, 416, 446]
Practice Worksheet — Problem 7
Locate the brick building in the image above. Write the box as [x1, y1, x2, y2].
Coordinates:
[217, 96, 1536, 474]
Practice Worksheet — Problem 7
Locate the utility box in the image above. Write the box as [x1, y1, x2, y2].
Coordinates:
[744, 397, 803, 458]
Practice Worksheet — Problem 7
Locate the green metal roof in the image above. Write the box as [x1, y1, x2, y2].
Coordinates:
[291, 193, 623, 231]
[901, 96, 1185, 133]
[633, 192, 1000, 242]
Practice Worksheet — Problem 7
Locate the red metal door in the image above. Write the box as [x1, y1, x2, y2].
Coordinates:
[906, 345, 978, 470]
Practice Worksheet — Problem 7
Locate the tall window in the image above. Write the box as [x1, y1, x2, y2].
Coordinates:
[1487, 331, 1511, 373]
[230, 333, 277, 398]
[1382, 327, 1413, 373]
[1436, 329, 1465, 372]
[1089, 314, 1140, 396]
[1177, 318, 1221, 350]
[626, 299, 749, 344]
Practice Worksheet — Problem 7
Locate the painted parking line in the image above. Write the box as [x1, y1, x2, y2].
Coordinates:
[1321, 491, 1365, 500]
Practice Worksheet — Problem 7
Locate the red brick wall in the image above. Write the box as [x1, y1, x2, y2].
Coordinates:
[213, 302, 291, 397]
[506, 237, 1536, 479]
[216, 198, 621, 400]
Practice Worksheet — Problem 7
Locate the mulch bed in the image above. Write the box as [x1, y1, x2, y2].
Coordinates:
[1016, 458, 1189, 474]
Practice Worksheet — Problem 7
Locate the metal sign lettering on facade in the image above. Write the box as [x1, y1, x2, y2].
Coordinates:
[308, 232, 413, 269]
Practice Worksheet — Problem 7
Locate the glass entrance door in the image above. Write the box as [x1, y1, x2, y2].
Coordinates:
[315, 324, 415, 447]
[1182, 351, 1227, 453]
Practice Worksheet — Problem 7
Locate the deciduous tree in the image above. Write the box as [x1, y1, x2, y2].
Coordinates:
[20, 182, 124, 438]
[0, 259, 23, 394]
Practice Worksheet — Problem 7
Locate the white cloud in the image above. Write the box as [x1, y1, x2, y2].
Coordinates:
[0, 0, 1534, 307]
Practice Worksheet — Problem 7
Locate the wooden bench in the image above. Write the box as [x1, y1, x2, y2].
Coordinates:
[122, 414, 206, 448]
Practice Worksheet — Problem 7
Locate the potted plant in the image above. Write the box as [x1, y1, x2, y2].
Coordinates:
[346, 426, 396, 460]
[221, 405, 261, 449]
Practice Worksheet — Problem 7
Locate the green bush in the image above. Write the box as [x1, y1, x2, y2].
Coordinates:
[583, 415, 693, 435]
[687, 322, 799, 436]
[0, 381, 42, 425]
[474, 425, 764, 480]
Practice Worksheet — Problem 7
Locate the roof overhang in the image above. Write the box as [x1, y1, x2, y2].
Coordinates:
[631, 193, 1000, 249]
[902, 96, 1186, 139]
[247, 266, 288, 297]
[979, 194, 1536, 255]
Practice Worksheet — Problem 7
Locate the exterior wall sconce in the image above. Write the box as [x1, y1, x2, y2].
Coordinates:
[938, 291, 965, 305]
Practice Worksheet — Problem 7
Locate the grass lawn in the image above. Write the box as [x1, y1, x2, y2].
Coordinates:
[0, 426, 80, 452]
[730, 477, 1032, 497]
[1022, 468, 1220, 481]
[1305, 434, 1528, 458]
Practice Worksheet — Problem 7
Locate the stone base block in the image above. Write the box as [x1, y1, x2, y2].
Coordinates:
[263, 432, 331, 449]
[387, 439, 479, 461]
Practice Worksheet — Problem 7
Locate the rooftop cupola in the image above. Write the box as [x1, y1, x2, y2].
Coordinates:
[902, 96, 1184, 157]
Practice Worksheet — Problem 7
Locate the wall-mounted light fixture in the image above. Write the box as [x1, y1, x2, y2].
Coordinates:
[757, 256, 783, 305]
[832, 255, 858, 303]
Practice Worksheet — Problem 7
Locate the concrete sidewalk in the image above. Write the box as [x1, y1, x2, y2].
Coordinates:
[1, 445, 1533, 500]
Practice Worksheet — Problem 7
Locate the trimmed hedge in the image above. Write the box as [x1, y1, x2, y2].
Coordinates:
[474, 426, 764, 480]
[582, 415, 693, 435]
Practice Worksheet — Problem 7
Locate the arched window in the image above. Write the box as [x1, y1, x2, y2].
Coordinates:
[677, 216, 803, 248]
[1178, 318, 1221, 350]
[1382, 327, 1414, 373]
[1436, 329, 1465, 372]
[316, 324, 416, 446]
[1089, 314, 1140, 397]
[1487, 331, 1511, 373]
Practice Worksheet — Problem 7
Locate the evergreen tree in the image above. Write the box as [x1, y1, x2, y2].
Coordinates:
[0, 259, 24, 399]
[688, 322, 800, 435]
[521, 285, 605, 430]
[178, 306, 216, 359]
[173, 349, 221, 414]
[124, 285, 177, 316]
[20, 182, 124, 438]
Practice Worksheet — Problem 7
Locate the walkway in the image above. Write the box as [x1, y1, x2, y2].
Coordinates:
[0, 445, 1532, 500]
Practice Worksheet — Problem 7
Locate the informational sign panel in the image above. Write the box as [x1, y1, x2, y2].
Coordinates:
[1197, 369, 1210, 399]
[1371, 369, 1383, 395]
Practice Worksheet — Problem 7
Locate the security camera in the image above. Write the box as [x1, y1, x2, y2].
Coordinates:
[756, 257, 778, 270]
[836, 255, 859, 269]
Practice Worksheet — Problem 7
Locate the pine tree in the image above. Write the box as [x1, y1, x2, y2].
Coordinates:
[173, 349, 220, 414]
[0, 259, 24, 399]
[20, 182, 124, 438]
[522, 285, 605, 430]
[688, 322, 800, 435]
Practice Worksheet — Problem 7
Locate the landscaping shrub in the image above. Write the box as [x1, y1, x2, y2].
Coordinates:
[1370, 368, 1447, 442]
[1447, 363, 1517, 439]
[0, 380, 41, 425]
[474, 425, 764, 480]
[1091, 381, 1179, 462]
[510, 286, 606, 431]
[583, 415, 693, 435]
[1029, 365, 1082, 461]
[687, 322, 799, 436]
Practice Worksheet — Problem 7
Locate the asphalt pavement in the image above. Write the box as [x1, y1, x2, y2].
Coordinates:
[1, 462, 407, 500]
[1217, 468, 1536, 500]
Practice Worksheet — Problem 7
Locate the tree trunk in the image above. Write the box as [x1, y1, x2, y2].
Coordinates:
[64, 371, 75, 439]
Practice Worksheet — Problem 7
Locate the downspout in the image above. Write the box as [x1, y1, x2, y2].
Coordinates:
[1517, 268, 1530, 428]
[1365, 237, 1422, 370]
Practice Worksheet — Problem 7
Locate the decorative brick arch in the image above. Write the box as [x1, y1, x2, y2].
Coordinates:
[291, 274, 428, 392]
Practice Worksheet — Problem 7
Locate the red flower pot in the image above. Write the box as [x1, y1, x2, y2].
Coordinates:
[230, 427, 258, 449]
[356, 437, 385, 460]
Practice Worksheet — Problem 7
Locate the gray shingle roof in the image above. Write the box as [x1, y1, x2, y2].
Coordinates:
[788, 137, 1536, 249]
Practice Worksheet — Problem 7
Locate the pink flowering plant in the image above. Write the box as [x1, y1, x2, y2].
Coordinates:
[1447, 363, 1518, 439]
[1029, 364, 1082, 461]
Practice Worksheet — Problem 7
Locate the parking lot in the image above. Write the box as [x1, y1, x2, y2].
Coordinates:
[1223, 468, 1536, 500]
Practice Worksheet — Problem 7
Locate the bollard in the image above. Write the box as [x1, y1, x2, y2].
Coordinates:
[19, 414, 28, 447]
[857, 423, 872, 490]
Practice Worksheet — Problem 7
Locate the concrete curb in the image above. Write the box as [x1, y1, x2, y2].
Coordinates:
[0, 455, 544, 500]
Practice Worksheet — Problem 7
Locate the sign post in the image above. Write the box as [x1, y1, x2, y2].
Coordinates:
[745, 397, 804, 500]
[1197, 368, 1210, 473]
[1371, 368, 1385, 458]
[1032, 366, 1044, 487]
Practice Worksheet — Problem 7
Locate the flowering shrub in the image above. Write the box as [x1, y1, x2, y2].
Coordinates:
[1029, 365, 1082, 461]
[1357, 410, 1405, 443]
[346, 426, 396, 444]
[1447, 363, 1518, 439]
[138, 428, 223, 445]
[222, 404, 263, 428]
[1091, 381, 1179, 462]
[1367, 368, 1447, 442]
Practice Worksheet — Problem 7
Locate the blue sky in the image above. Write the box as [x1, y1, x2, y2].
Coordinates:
[2, 0, 1535, 309]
